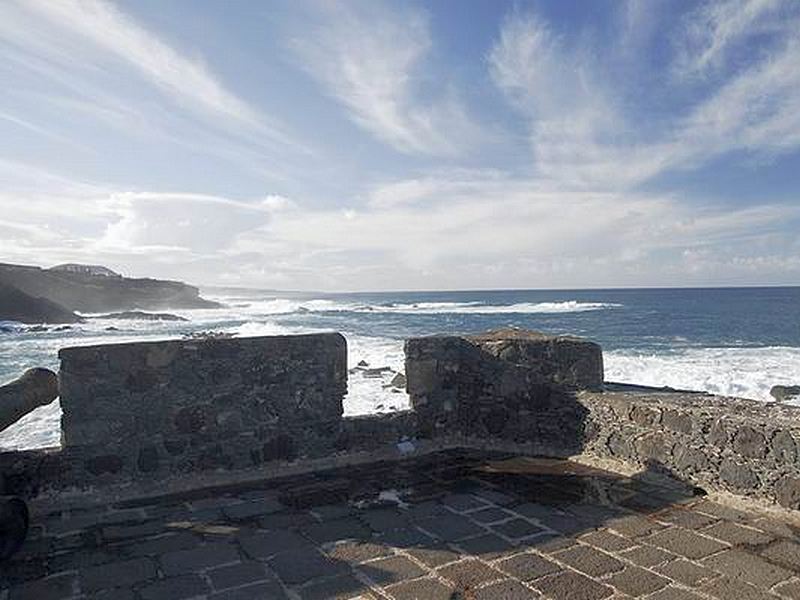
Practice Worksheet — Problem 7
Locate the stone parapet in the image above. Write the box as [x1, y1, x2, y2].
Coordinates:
[56, 334, 348, 485]
[579, 384, 800, 510]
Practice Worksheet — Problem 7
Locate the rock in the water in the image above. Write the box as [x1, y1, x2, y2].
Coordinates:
[770, 385, 800, 402]
[92, 311, 188, 322]
[357, 360, 369, 368]
[362, 367, 393, 378]
[389, 372, 406, 389]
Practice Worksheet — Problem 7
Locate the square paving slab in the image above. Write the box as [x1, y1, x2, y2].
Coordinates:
[3, 449, 800, 599]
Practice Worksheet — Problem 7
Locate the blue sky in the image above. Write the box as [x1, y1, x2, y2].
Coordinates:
[1, 0, 799, 290]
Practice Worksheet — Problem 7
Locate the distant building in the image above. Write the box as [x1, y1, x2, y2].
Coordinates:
[49, 264, 121, 278]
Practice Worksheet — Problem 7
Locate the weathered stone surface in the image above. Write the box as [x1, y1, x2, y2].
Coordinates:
[55, 333, 348, 484]
[776, 476, 800, 509]
[719, 458, 759, 491]
[771, 385, 800, 402]
[732, 426, 767, 459]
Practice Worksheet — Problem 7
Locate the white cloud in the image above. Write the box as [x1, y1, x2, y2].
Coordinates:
[674, 0, 786, 78]
[21, 0, 258, 126]
[488, 5, 800, 190]
[291, 2, 483, 156]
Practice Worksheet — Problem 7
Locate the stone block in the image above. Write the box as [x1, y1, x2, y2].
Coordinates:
[80, 557, 156, 592]
[474, 580, 542, 599]
[437, 558, 504, 589]
[357, 555, 427, 585]
[139, 574, 211, 600]
[554, 545, 625, 577]
[386, 578, 456, 600]
[532, 570, 613, 600]
[776, 476, 800, 509]
[497, 552, 562, 580]
[160, 542, 239, 575]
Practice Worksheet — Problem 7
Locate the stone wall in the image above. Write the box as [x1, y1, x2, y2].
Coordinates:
[405, 330, 602, 455]
[580, 385, 800, 510]
[404, 330, 800, 510]
[57, 334, 350, 484]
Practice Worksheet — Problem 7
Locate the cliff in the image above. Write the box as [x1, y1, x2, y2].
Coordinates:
[0, 262, 220, 314]
[0, 280, 82, 324]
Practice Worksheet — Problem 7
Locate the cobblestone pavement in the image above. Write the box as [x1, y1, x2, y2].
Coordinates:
[2, 450, 800, 600]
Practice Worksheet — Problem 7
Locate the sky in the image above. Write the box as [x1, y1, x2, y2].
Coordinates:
[1, 0, 799, 291]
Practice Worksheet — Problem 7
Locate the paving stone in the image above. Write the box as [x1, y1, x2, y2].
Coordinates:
[536, 513, 589, 536]
[139, 574, 212, 600]
[437, 558, 504, 589]
[703, 549, 793, 587]
[514, 503, 563, 521]
[298, 573, 375, 599]
[471, 507, 514, 523]
[531, 534, 578, 554]
[90, 587, 136, 600]
[223, 499, 284, 520]
[579, 531, 637, 552]
[645, 529, 727, 559]
[646, 586, 704, 600]
[699, 575, 778, 600]
[607, 515, 663, 538]
[238, 530, 311, 559]
[474, 579, 542, 599]
[655, 559, 720, 587]
[405, 500, 450, 520]
[207, 580, 288, 600]
[457, 533, 516, 560]
[775, 581, 800, 600]
[189, 496, 240, 511]
[160, 541, 240, 575]
[656, 510, 718, 530]
[441, 493, 488, 512]
[607, 565, 670, 597]
[302, 518, 371, 544]
[760, 540, 800, 571]
[497, 552, 562, 580]
[493, 518, 545, 540]
[208, 561, 271, 590]
[268, 547, 349, 585]
[417, 513, 486, 541]
[376, 526, 435, 549]
[118, 532, 200, 557]
[532, 570, 614, 600]
[385, 577, 455, 600]
[692, 501, 751, 523]
[257, 511, 317, 531]
[702, 521, 774, 546]
[554, 545, 625, 577]
[617, 545, 675, 567]
[357, 555, 427, 585]
[7, 573, 76, 600]
[80, 557, 157, 592]
[358, 508, 411, 533]
[405, 542, 462, 567]
[474, 489, 518, 506]
[311, 504, 354, 520]
[102, 521, 164, 541]
[325, 539, 394, 564]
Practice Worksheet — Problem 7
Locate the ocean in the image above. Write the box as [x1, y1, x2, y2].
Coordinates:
[1, 286, 799, 451]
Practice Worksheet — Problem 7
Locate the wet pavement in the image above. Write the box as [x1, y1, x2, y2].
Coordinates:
[2, 449, 800, 599]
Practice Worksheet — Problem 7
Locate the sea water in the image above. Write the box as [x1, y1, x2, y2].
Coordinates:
[1, 287, 799, 451]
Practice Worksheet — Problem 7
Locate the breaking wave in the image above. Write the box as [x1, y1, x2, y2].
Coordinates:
[226, 298, 621, 316]
[605, 346, 800, 404]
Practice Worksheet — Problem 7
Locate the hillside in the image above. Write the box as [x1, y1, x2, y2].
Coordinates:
[0, 280, 82, 324]
[0, 263, 220, 313]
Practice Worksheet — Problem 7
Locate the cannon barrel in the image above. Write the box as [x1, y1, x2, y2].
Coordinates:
[0, 368, 58, 433]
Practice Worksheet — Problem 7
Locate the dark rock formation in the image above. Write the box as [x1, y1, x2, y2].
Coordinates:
[771, 385, 800, 402]
[0, 368, 59, 433]
[0, 281, 82, 324]
[0, 496, 28, 560]
[90, 311, 188, 322]
[0, 262, 219, 313]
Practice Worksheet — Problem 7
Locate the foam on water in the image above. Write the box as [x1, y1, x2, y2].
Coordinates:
[605, 346, 800, 404]
[200, 298, 621, 316]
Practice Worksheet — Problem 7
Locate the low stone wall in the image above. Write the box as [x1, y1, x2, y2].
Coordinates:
[580, 385, 800, 510]
[405, 330, 602, 454]
[57, 334, 349, 484]
[404, 330, 800, 511]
